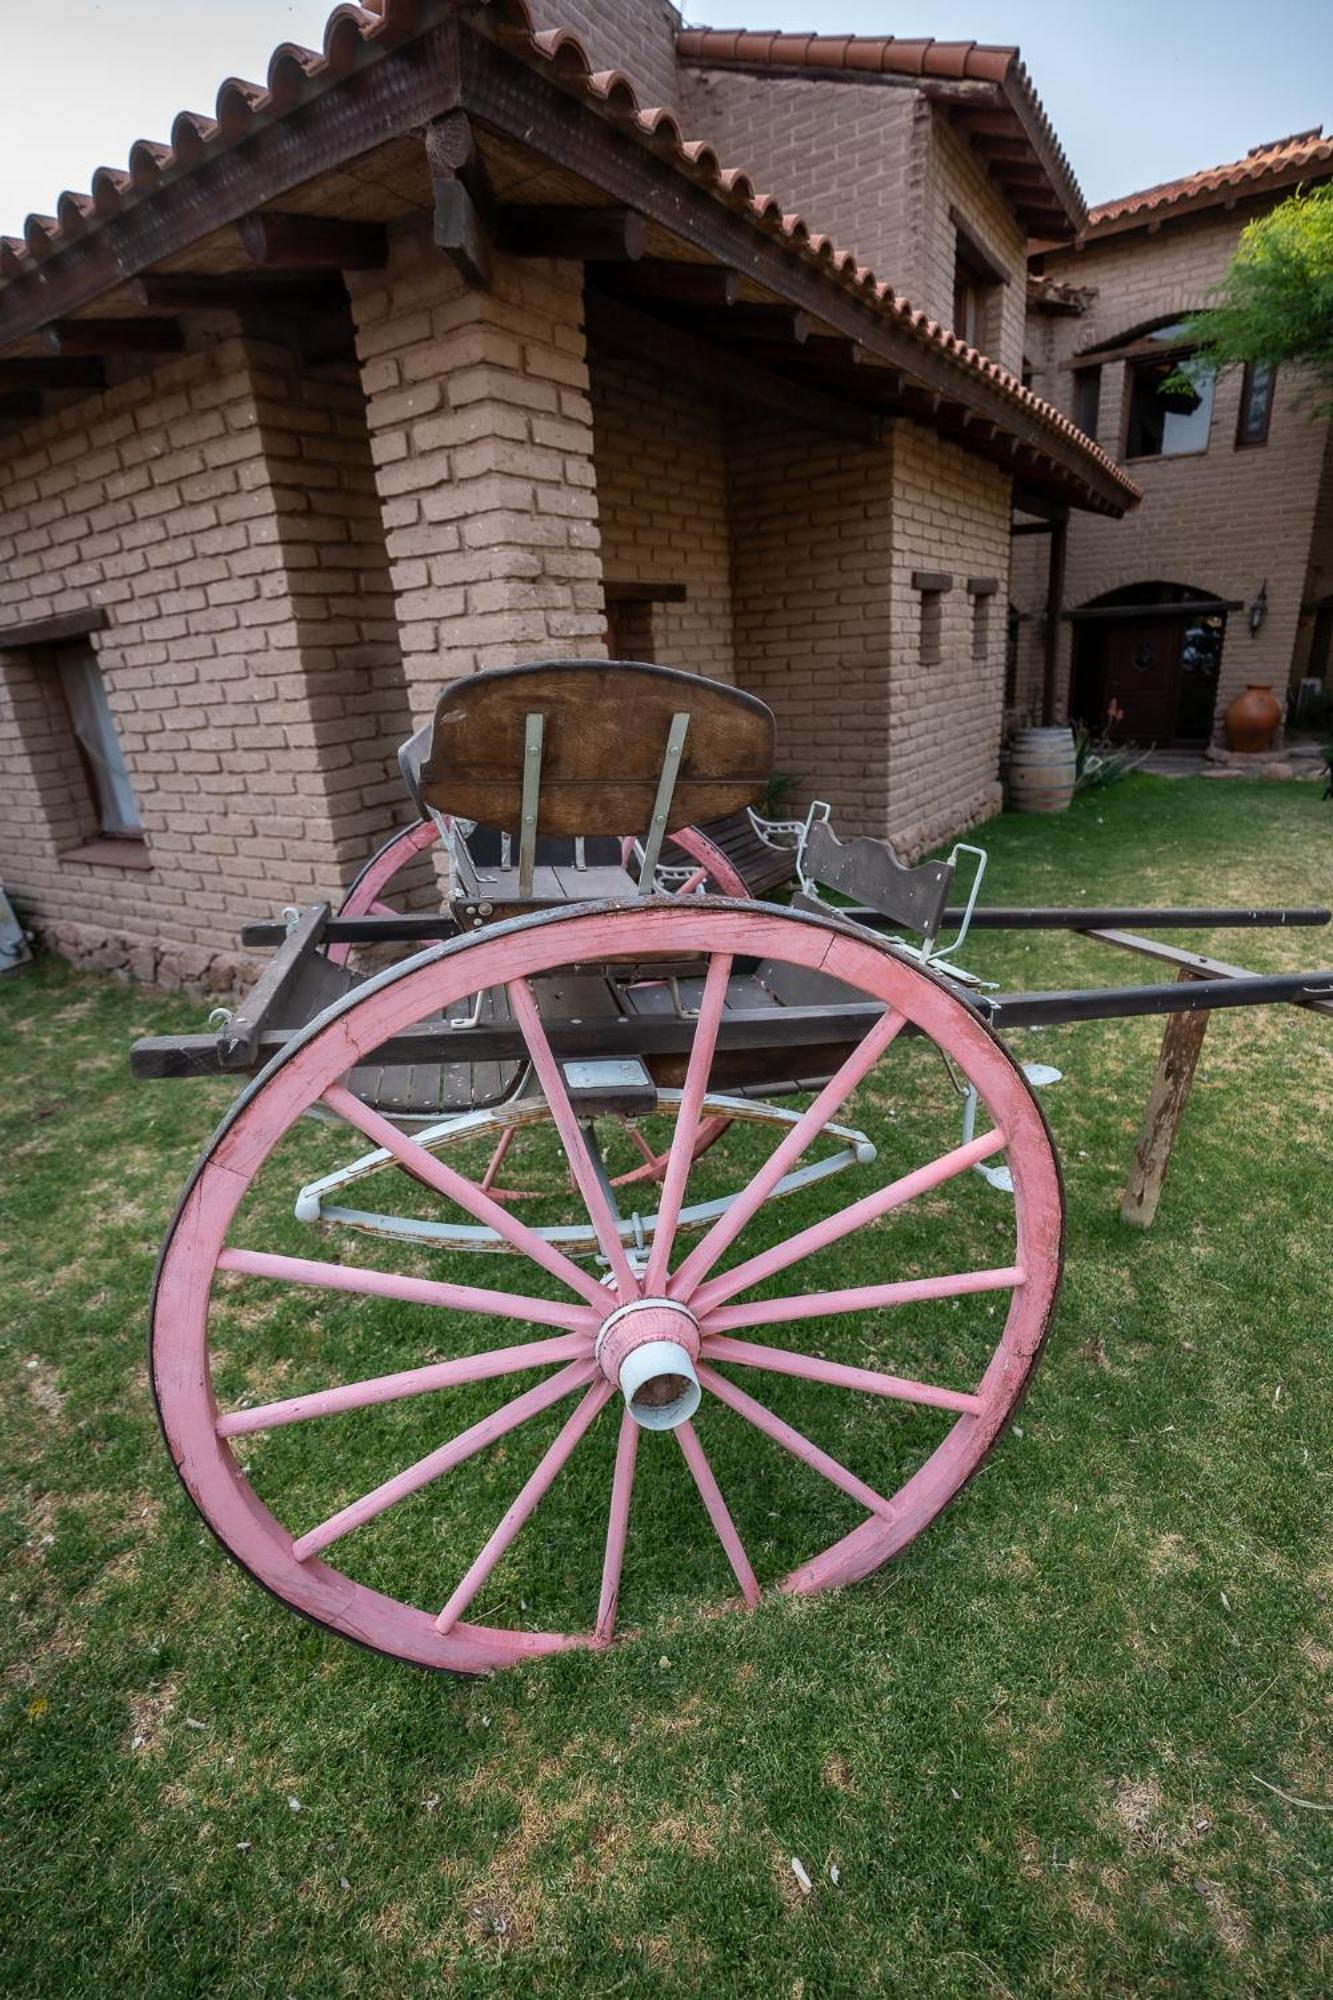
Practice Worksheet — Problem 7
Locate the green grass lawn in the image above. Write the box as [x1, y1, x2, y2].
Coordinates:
[3, 774, 1331, 1997]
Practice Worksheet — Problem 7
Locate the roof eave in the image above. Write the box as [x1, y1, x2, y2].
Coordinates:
[0, 0, 1136, 516]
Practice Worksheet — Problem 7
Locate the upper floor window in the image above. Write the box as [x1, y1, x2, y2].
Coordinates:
[1123, 324, 1214, 459]
[1236, 359, 1277, 447]
[1073, 365, 1101, 441]
[951, 213, 1005, 355]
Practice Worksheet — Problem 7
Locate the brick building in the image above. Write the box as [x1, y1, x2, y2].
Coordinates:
[1013, 129, 1333, 745]
[0, 0, 1133, 991]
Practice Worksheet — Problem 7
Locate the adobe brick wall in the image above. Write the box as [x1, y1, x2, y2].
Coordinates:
[1016, 210, 1332, 734]
[346, 224, 607, 720]
[526, 0, 683, 112]
[729, 414, 1011, 857]
[589, 347, 734, 680]
[884, 423, 1010, 854]
[677, 70, 926, 293]
[729, 422, 893, 838]
[674, 77, 1028, 374]
[0, 329, 403, 990]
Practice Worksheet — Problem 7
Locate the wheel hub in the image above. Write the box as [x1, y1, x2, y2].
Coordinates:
[595, 1298, 702, 1432]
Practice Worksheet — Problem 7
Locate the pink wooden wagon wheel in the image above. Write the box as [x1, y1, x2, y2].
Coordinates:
[151, 901, 1063, 1674]
[329, 816, 446, 968]
[333, 815, 735, 1204]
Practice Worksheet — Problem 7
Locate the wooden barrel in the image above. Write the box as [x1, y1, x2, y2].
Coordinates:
[1008, 726, 1077, 814]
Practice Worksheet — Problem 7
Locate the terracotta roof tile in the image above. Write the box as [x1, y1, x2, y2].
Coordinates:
[0, 0, 1135, 504]
[676, 24, 1082, 232]
[1086, 126, 1333, 233]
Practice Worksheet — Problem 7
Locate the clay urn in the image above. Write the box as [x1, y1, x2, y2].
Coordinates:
[1223, 683, 1282, 754]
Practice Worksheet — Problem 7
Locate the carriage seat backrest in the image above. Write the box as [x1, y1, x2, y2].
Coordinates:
[799, 818, 956, 946]
[399, 659, 774, 843]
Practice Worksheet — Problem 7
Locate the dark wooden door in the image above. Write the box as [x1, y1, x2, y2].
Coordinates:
[1103, 618, 1184, 742]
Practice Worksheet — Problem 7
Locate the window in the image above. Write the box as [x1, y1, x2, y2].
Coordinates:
[919, 590, 944, 667]
[1125, 328, 1215, 458]
[951, 216, 1005, 353]
[971, 592, 990, 663]
[1236, 358, 1277, 447]
[1073, 365, 1101, 441]
[55, 646, 144, 839]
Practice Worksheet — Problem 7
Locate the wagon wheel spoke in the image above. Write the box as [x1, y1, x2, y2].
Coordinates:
[669, 1006, 907, 1298]
[675, 1420, 761, 1608]
[479, 1124, 518, 1193]
[216, 1332, 589, 1439]
[506, 977, 640, 1299]
[321, 1083, 609, 1311]
[704, 1263, 1027, 1333]
[290, 1360, 596, 1563]
[691, 1128, 1008, 1314]
[594, 1411, 640, 1643]
[698, 1364, 894, 1518]
[434, 1380, 615, 1633]
[701, 1335, 985, 1417]
[216, 1246, 597, 1333]
[644, 951, 732, 1292]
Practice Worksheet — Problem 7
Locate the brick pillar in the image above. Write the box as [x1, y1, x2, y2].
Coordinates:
[347, 222, 606, 718]
[244, 338, 414, 878]
[730, 419, 894, 838]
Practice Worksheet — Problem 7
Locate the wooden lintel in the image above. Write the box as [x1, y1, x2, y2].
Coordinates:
[586, 291, 881, 449]
[433, 176, 492, 291]
[128, 272, 346, 312]
[590, 259, 740, 308]
[236, 211, 389, 271]
[0, 604, 109, 650]
[967, 576, 1000, 596]
[911, 571, 954, 594]
[604, 580, 688, 604]
[44, 317, 183, 357]
[0, 356, 105, 391]
[497, 205, 645, 261]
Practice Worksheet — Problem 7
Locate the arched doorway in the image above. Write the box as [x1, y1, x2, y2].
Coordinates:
[1069, 582, 1234, 744]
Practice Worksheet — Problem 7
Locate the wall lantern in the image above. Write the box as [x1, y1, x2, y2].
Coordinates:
[1248, 580, 1269, 635]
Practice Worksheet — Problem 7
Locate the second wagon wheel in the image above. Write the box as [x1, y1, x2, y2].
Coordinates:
[151, 901, 1063, 1674]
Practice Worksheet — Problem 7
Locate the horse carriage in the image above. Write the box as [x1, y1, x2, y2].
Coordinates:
[131, 660, 1333, 1674]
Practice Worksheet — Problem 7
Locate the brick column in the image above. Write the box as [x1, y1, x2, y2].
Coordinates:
[347, 222, 606, 717]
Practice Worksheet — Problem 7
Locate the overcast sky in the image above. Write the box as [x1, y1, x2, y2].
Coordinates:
[2, 1, 1329, 233]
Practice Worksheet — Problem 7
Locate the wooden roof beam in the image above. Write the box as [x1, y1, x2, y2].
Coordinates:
[236, 211, 388, 270]
[586, 291, 882, 449]
[698, 303, 813, 345]
[497, 205, 645, 261]
[0, 356, 105, 390]
[128, 273, 346, 312]
[43, 318, 183, 356]
[591, 260, 741, 308]
[0, 391, 42, 421]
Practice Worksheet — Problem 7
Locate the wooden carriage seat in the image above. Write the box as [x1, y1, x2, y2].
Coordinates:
[399, 659, 775, 906]
[660, 809, 799, 899]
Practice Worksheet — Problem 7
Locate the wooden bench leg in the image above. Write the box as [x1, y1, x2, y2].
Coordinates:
[1120, 968, 1211, 1228]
